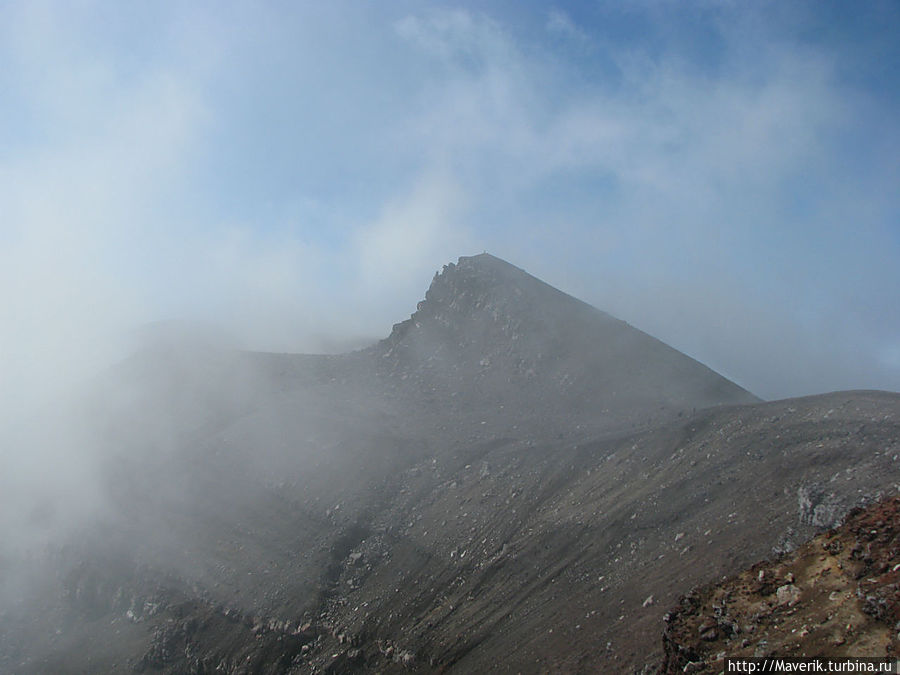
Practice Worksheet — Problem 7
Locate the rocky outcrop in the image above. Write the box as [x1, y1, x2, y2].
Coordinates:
[371, 253, 758, 435]
[660, 497, 900, 673]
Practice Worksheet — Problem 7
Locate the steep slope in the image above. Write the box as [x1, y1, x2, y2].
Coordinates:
[0, 254, 897, 674]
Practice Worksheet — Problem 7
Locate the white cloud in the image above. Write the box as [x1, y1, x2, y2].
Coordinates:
[354, 173, 473, 305]
[546, 8, 592, 48]
[0, 3, 209, 422]
[395, 9, 516, 70]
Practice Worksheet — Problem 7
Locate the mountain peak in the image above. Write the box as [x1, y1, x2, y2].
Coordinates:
[373, 253, 757, 432]
[409, 252, 600, 329]
[453, 251, 527, 277]
[427, 252, 532, 299]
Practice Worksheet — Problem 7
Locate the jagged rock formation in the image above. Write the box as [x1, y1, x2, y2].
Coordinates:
[660, 497, 900, 673]
[372, 254, 758, 434]
[0, 254, 898, 674]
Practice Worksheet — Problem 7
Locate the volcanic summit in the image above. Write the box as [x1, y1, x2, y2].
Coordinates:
[1, 254, 898, 674]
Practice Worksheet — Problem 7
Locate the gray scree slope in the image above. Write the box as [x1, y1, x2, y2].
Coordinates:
[1, 253, 897, 674]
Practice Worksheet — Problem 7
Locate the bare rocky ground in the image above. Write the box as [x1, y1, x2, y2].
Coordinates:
[660, 496, 900, 673]
[1, 255, 898, 673]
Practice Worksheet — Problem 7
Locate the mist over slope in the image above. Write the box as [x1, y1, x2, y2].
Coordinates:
[1, 254, 897, 674]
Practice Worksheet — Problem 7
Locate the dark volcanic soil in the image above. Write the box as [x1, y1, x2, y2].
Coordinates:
[1, 254, 898, 674]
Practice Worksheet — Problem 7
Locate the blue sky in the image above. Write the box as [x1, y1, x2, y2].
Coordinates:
[1, 0, 899, 407]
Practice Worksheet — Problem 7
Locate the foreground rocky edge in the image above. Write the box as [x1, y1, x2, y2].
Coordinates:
[660, 496, 900, 673]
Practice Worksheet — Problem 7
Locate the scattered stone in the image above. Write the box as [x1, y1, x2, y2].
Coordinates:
[661, 497, 900, 674]
[775, 584, 800, 607]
